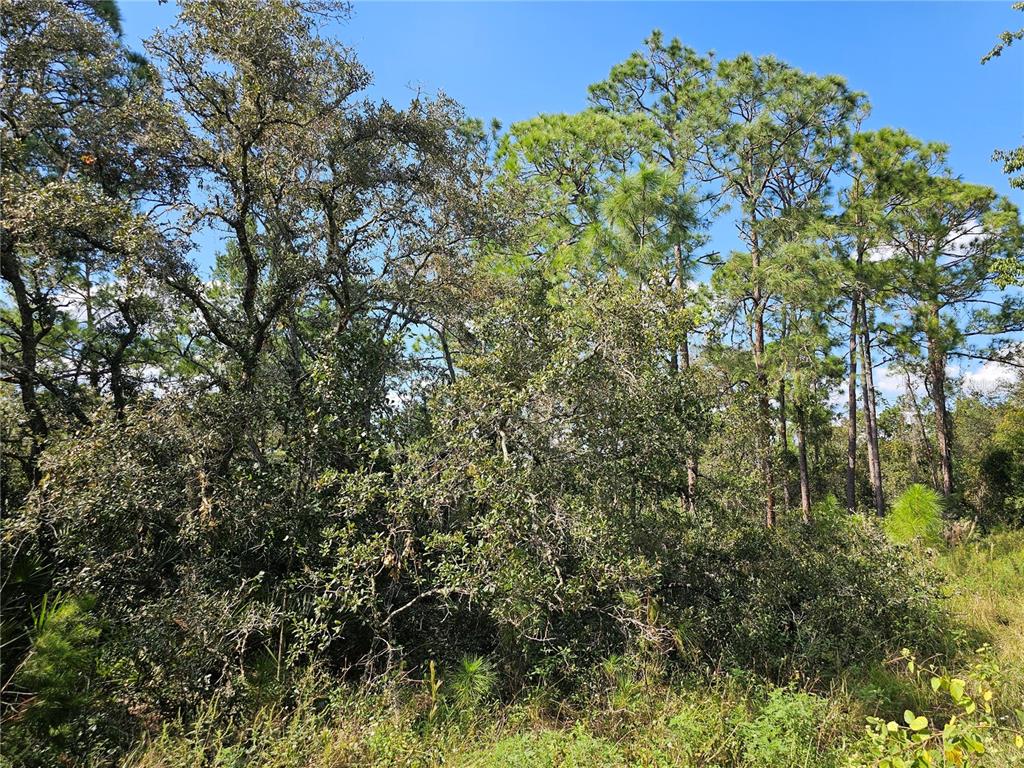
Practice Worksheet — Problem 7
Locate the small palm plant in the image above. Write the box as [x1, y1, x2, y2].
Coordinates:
[600, 653, 639, 711]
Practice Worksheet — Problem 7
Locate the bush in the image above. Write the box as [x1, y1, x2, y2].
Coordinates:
[1, 595, 129, 767]
[885, 484, 945, 546]
[13, 399, 949, 727]
[661, 515, 945, 679]
[737, 687, 829, 768]
[3, 283, 952, 756]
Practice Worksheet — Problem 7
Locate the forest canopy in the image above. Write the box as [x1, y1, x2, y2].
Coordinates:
[1, 1, 1023, 766]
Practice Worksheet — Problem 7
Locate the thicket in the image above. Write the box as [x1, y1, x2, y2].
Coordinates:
[1, 1, 1023, 765]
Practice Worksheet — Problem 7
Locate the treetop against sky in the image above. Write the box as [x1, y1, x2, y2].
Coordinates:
[116, 0, 1023, 394]
[119, 1, 1022, 210]
[120, 1, 1023, 260]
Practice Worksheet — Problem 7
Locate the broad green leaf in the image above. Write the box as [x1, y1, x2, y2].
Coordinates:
[949, 679, 966, 701]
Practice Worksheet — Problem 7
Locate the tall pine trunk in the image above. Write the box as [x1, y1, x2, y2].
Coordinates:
[859, 297, 885, 516]
[795, 401, 812, 522]
[778, 380, 792, 512]
[751, 262, 775, 525]
[926, 310, 955, 498]
[745, 186, 773, 526]
[904, 369, 941, 489]
[846, 297, 859, 514]
[673, 243, 698, 513]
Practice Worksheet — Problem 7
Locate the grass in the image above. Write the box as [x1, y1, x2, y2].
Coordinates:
[127, 681, 852, 768]
[937, 530, 1024, 669]
[108, 532, 1024, 767]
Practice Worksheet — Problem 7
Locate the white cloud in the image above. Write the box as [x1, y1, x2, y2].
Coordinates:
[866, 244, 896, 262]
[827, 363, 909, 419]
[864, 219, 989, 263]
[872, 364, 907, 399]
[962, 358, 1019, 394]
[873, 359, 1020, 398]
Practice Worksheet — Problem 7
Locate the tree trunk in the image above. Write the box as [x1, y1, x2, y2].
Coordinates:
[753, 329, 774, 522]
[0, 237, 47, 485]
[752, 294, 774, 527]
[673, 243, 698, 513]
[795, 401, 812, 522]
[859, 298, 885, 516]
[84, 262, 100, 393]
[904, 369, 940, 489]
[846, 297, 859, 514]
[926, 316, 955, 498]
[778, 380, 792, 512]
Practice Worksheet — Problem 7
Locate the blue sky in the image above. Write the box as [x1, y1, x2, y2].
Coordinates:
[120, 1, 1023, 267]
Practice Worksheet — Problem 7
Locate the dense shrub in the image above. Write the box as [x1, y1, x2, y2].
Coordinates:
[955, 388, 1024, 528]
[661, 514, 945, 678]
[3, 428, 944, 768]
[2, 285, 950, 741]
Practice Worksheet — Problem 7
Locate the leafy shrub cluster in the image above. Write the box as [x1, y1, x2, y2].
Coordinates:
[955, 392, 1024, 528]
[2, 287, 948, 763]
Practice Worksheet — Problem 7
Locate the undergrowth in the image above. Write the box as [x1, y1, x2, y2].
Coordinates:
[115, 529, 1024, 768]
[4, 530, 1021, 768]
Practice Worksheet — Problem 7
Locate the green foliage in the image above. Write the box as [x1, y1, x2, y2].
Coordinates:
[449, 656, 498, 713]
[21, 595, 99, 717]
[1, 595, 128, 767]
[957, 385, 1024, 527]
[116, 532, 1024, 768]
[668, 516, 945, 678]
[468, 727, 625, 768]
[937, 531, 1024, 674]
[2, 2, 1023, 765]
[886, 484, 945, 546]
[737, 687, 830, 768]
[982, 2, 1024, 190]
[851, 647, 1024, 768]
